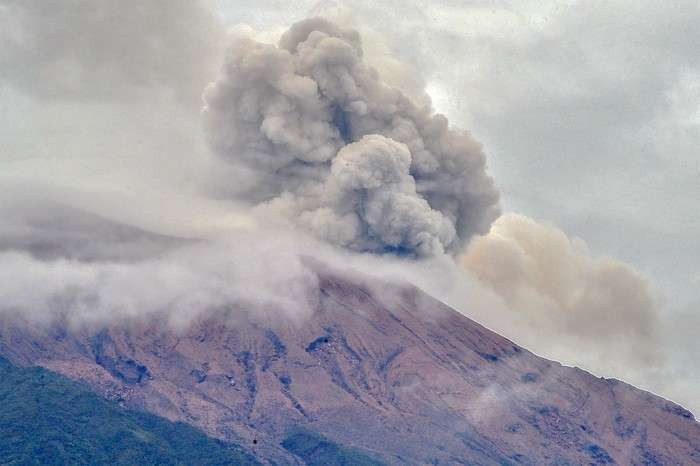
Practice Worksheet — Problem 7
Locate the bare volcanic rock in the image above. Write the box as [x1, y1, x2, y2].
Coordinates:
[0, 268, 698, 465]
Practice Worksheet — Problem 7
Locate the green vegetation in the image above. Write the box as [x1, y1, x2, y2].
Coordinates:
[0, 357, 259, 465]
[281, 427, 386, 466]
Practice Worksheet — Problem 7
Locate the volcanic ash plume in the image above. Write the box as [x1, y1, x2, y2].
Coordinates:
[203, 17, 500, 256]
[460, 213, 663, 376]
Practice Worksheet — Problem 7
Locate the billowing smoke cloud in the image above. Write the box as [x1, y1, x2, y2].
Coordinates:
[203, 17, 500, 256]
[460, 213, 663, 379]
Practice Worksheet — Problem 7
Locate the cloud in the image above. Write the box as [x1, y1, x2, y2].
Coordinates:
[0, 229, 321, 330]
[318, 0, 700, 308]
[0, 0, 224, 104]
[0, 0, 235, 247]
[234, 0, 700, 312]
[202, 17, 500, 256]
[0, 198, 490, 335]
[661, 301, 700, 413]
[460, 213, 664, 381]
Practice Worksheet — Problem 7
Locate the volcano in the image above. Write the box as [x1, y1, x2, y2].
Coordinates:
[0, 265, 698, 465]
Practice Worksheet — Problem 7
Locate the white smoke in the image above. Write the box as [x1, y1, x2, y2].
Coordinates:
[203, 17, 500, 256]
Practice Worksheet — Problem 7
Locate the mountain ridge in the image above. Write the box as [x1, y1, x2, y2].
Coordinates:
[1, 266, 698, 464]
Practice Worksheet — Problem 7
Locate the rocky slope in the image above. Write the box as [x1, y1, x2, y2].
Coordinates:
[1, 267, 698, 465]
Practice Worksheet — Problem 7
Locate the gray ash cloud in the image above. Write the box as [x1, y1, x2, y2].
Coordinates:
[203, 18, 500, 256]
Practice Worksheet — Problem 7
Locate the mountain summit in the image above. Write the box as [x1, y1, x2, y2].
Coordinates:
[1, 266, 697, 464]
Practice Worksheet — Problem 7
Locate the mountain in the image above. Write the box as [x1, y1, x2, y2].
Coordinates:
[0, 202, 191, 262]
[0, 266, 698, 464]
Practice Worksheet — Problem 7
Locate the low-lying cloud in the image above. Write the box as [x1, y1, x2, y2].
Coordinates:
[0, 219, 324, 329]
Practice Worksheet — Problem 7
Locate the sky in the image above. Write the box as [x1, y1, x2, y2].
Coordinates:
[1, 0, 698, 413]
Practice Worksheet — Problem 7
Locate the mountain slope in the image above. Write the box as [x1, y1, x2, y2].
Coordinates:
[0, 356, 259, 465]
[0, 267, 698, 464]
[281, 428, 385, 465]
